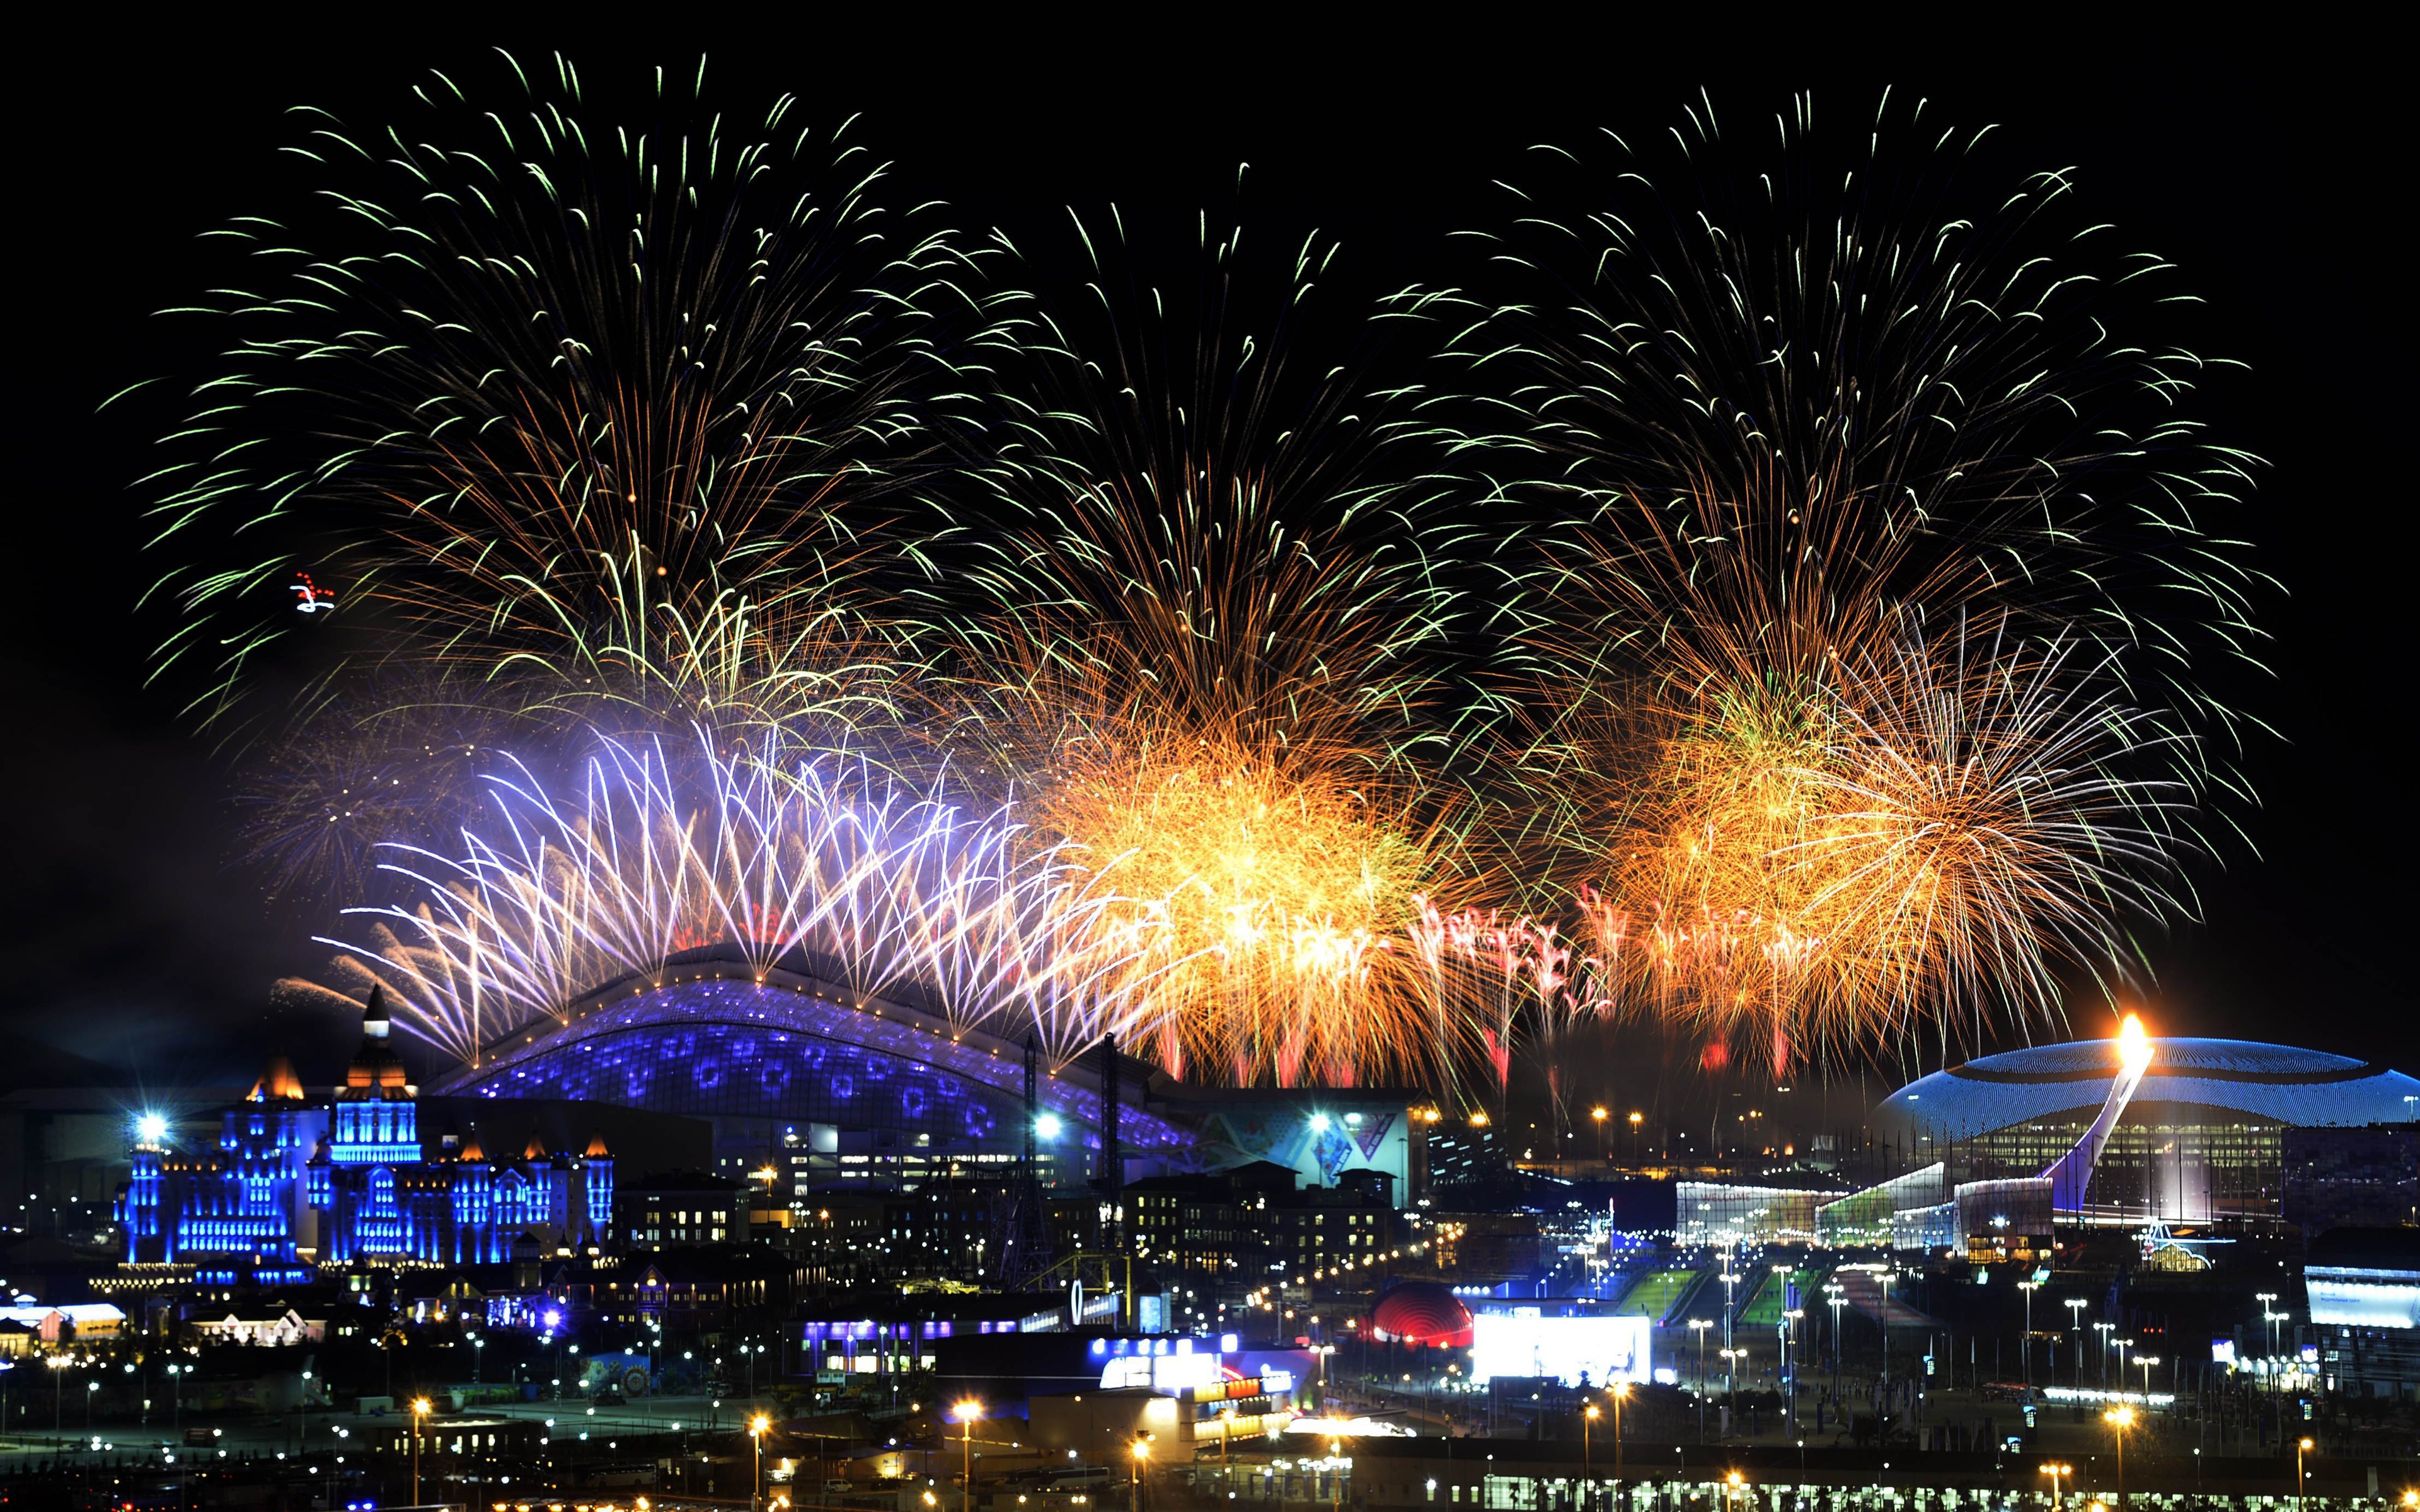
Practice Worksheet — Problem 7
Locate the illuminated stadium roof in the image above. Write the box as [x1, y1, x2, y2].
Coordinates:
[430, 960, 1187, 1154]
[1878, 1038, 2420, 1138]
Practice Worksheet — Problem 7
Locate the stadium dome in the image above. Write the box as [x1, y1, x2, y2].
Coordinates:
[433, 957, 1189, 1169]
[1879, 1037, 2420, 1139]
[1369, 1282, 1475, 1348]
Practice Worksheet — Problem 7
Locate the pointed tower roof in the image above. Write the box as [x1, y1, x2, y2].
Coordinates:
[585, 1130, 611, 1158]
[340, 987, 412, 1099]
[459, 1123, 485, 1162]
[248, 1054, 306, 1103]
[524, 1130, 550, 1160]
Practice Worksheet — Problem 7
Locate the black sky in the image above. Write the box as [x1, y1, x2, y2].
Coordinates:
[3, 19, 2410, 1094]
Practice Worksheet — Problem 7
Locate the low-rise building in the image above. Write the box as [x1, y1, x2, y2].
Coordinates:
[0, 1300, 125, 1348]
[618, 1171, 746, 1249]
[188, 1303, 325, 1347]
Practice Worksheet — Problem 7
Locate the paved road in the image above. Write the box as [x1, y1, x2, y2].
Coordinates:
[0, 1392, 777, 1466]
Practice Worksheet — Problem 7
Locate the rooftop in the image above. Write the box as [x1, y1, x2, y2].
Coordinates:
[1878, 1036, 2420, 1138]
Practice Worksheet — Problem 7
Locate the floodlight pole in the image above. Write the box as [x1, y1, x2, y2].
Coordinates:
[2065, 1300, 2086, 1390]
[2019, 1281, 2038, 1387]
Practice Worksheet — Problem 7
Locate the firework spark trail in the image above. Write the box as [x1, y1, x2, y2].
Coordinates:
[937, 203, 1504, 1088]
[1554, 617, 2199, 1070]
[137, 50, 1015, 747]
[288, 732, 1159, 1067]
[1399, 90, 2263, 1063]
[1790, 625, 2195, 1047]
[166, 79, 2267, 1097]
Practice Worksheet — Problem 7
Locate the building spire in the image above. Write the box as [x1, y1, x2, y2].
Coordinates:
[341, 985, 412, 1097]
[249, 1053, 306, 1103]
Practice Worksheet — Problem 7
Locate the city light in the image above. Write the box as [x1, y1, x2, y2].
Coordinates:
[18, 74, 2368, 1512]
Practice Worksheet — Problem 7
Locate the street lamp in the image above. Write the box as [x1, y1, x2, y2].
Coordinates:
[2104, 1406, 2135, 1512]
[2065, 1300, 2087, 1389]
[1724, 1469, 1744, 1512]
[1609, 1382, 1628, 1503]
[1824, 1284, 1847, 1404]
[1582, 1403, 1599, 1496]
[2135, 1355, 2160, 1401]
[1720, 1268, 1739, 1356]
[752, 1412, 773, 1512]
[1591, 1107, 1609, 1162]
[1879, 1269, 1898, 1404]
[2092, 1322, 2114, 1389]
[955, 1399, 982, 1512]
[1780, 1309, 1804, 1430]
[411, 1397, 432, 1506]
[1216, 1406, 1235, 1501]
[2018, 1281, 2039, 1387]
[1688, 1320, 1712, 1442]
[2039, 1463, 2073, 1512]
[2298, 1436, 2315, 1512]
[1130, 1431, 1152, 1512]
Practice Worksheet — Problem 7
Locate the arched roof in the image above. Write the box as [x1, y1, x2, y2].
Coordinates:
[1370, 1283, 1475, 1348]
[431, 963, 1187, 1152]
[1878, 1037, 2420, 1139]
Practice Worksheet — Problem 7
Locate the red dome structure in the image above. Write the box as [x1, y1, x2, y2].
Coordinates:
[1369, 1283, 1474, 1348]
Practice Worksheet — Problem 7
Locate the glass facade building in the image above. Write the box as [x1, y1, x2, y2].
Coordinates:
[1877, 1038, 2420, 1228]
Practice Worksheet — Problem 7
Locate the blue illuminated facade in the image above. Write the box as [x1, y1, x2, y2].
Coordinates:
[120, 994, 614, 1271]
[1874, 1034, 2420, 1227]
[1880, 1038, 2420, 1138]
[435, 966, 1192, 1179]
[121, 1057, 322, 1274]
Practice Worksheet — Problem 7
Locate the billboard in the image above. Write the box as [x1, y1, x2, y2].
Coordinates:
[2305, 1269, 2420, 1330]
[1469, 1311, 1651, 1387]
[1191, 1101, 1410, 1190]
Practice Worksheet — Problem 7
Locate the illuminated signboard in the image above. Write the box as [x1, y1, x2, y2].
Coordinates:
[2306, 1269, 2420, 1330]
[1469, 1312, 1650, 1387]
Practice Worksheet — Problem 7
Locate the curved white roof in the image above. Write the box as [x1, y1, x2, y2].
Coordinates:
[1878, 1037, 2420, 1138]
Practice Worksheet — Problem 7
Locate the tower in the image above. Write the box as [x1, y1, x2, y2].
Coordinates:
[331, 987, 420, 1162]
[580, 1130, 615, 1251]
[119, 1050, 321, 1276]
[2044, 1014, 2156, 1215]
[994, 1035, 1051, 1288]
[315, 987, 431, 1263]
[1093, 1033, 1122, 1261]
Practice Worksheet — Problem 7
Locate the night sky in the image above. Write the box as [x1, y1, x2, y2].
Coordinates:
[4, 22, 2409, 1097]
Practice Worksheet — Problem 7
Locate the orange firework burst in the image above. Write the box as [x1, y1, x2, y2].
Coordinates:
[1425, 94, 2254, 1067]
[948, 206, 1492, 1086]
[1572, 621, 2192, 1068]
[1038, 723, 1456, 1085]
[960, 479, 1486, 1086]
